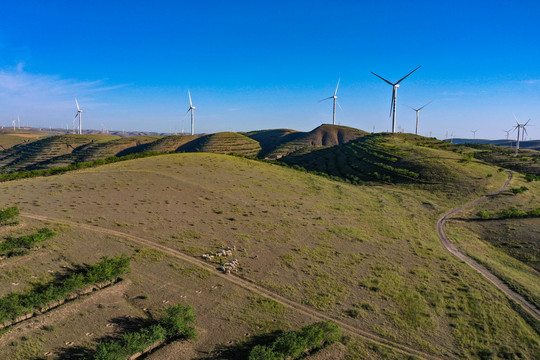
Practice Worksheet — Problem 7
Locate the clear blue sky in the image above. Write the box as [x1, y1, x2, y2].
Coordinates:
[1, 0, 539, 139]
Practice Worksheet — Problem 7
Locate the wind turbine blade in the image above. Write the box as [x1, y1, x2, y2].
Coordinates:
[525, 119, 530, 126]
[524, 127, 529, 135]
[75, 98, 80, 111]
[184, 108, 191, 119]
[188, 90, 192, 107]
[513, 113, 519, 125]
[418, 100, 433, 110]
[336, 100, 343, 111]
[334, 78, 340, 96]
[407, 105, 418, 111]
[371, 72, 394, 86]
[395, 65, 422, 85]
[74, 113, 79, 119]
[318, 97, 333, 103]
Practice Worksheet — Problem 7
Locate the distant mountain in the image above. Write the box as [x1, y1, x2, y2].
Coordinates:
[448, 138, 540, 151]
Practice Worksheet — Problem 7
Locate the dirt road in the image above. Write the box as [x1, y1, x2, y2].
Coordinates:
[21, 211, 444, 360]
[436, 172, 540, 321]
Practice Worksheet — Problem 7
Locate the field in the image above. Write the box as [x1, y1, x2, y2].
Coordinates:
[445, 173, 540, 309]
[0, 150, 537, 359]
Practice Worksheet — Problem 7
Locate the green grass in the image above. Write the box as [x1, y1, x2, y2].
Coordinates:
[0, 145, 537, 358]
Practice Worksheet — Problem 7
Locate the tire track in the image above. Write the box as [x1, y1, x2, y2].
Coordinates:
[21, 211, 444, 360]
[437, 172, 540, 321]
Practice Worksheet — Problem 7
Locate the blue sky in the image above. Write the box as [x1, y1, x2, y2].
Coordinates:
[0, 0, 539, 139]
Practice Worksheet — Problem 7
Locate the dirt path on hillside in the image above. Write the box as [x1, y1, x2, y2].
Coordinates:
[437, 172, 540, 321]
[20, 212, 444, 360]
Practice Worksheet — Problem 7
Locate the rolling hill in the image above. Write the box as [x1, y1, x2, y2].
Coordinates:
[0, 146, 537, 358]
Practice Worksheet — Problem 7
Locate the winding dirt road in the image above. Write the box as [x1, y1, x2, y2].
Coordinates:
[437, 172, 540, 321]
[21, 211, 444, 360]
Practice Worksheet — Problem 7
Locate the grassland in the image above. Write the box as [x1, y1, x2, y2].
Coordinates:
[0, 150, 537, 359]
[445, 173, 540, 310]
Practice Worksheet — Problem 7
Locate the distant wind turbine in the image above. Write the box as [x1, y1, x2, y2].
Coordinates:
[17, 115, 21, 129]
[319, 78, 342, 125]
[513, 115, 531, 155]
[74, 98, 83, 135]
[471, 129, 479, 139]
[407, 101, 432, 135]
[371, 66, 421, 133]
[12, 119, 16, 132]
[504, 129, 512, 140]
[184, 90, 196, 135]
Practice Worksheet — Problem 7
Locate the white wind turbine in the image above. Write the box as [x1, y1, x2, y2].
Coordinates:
[407, 101, 432, 135]
[371, 66, 421, 133]
[504, 129, 512, 140]
[12, 119, 16, 132]
[513, 115, 531, 155]
[184, 90, 196, 135]
[17, 115, 21, 129]
[74, 98, 83, 134]
[319, 78, 342, 125]
[471, 129, 479, 139]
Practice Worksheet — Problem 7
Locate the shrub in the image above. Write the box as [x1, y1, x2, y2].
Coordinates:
[510, 186, 528, 194]
[476, 210, 490, 220]
[91, 303, 196, 360]
[0, 227, 56, 255]
[160, 303, 197, 339]
[0, 255, 130, 324]
[248, 321, 341, 360]
[0, 206, 19, 224]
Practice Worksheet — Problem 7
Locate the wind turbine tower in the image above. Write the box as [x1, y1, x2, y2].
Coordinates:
[504, 129, 511, 140]
[408, 101, 432, 135]
[74, 98, 83, 135]
[319, 78, 342, 125]
[371, 66, 421, 133]
[513, 116, 530, 155]
[471, 129, 478, 139]
[184, 90, 196, 135]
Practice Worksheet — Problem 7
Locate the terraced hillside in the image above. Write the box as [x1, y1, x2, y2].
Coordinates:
[0, 135, 118, 173]
[0, 151, 537, 359]
[140, 134, 201, 153]
[177, 131, 262, 156]
[262, 124, 367, 159]
[245, 128, 305, 158]
[36, 135, 162, 169]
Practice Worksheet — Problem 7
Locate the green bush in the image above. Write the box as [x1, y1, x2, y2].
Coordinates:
[476, 210, 491, 220]
[524, 173, 540, 182]
[160, 303, 197, 339]
[248, 321, 341, 360]
[0, 206, 19, 224]
[91, 303, 196, 360]
[510, 186, 528, 194]
[0, 228, 55, 255]
[0, 255, 130, 324]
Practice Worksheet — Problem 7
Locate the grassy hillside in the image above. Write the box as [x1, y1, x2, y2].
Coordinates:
[0, 152, 537, 359]
[0, 134, 43, 150]
[262, 124, 367, 159]
[445, 173, 540, 310]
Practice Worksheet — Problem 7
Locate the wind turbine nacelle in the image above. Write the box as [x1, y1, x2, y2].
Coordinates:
[394, 84, 400, 88]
